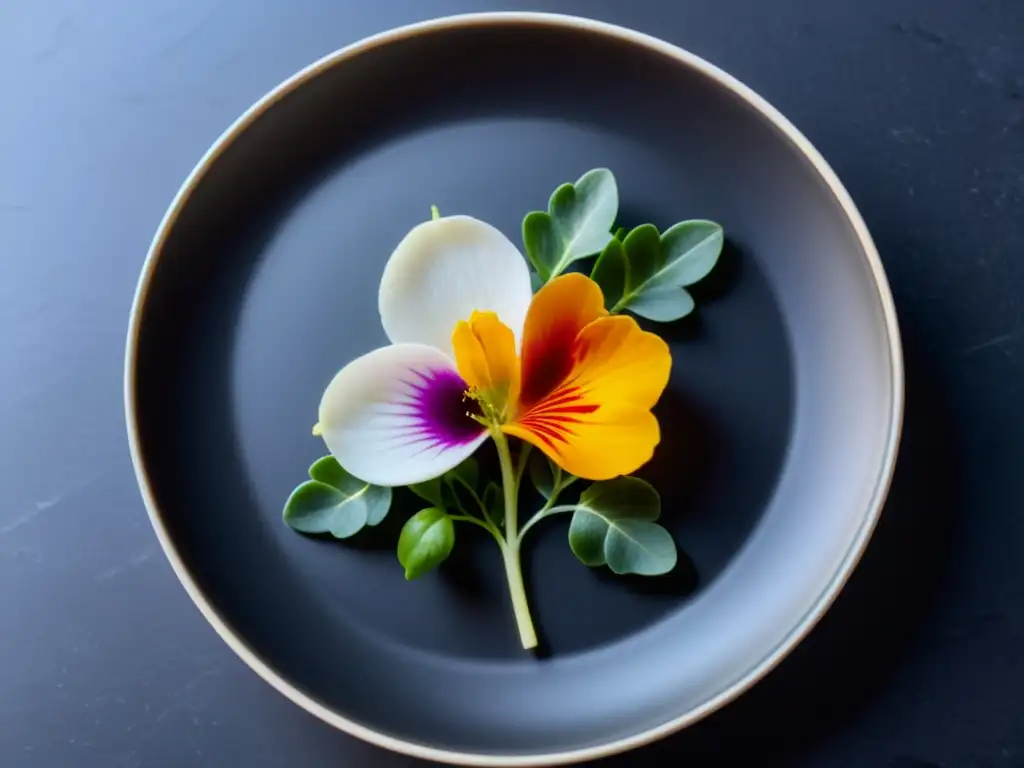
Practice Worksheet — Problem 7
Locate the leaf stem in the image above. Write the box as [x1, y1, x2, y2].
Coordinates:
[610, 296, 632, 314]
[514, 443, 533, 487]
[449, 514, 503, 543]
[518, 467, 580, 543]
[491, 427, 538, 650]
[517, 504, 576, 542]
[449, 490, 473, 519]
[452, 476, 489, 521]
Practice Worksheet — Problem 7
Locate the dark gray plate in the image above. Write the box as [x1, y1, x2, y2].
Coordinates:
[125, 13, 902, 766]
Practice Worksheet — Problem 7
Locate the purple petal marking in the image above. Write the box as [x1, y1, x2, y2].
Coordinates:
[392, 367, 484, 450]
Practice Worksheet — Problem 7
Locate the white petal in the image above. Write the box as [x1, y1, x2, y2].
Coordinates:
[379, 215, 534, 357]
[317, 344, 488, 487]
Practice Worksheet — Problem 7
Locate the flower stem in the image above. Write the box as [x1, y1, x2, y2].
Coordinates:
[492, 428, 519, 542]
[491, 427, 538, 650]
[501, 542, 537, 649]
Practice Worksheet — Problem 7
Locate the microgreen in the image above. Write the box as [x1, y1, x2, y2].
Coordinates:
[522, 168, 619, 283]
[568, 478, 676, 575]
[591, 220, 724, 321]
[283, 456, 391, 538]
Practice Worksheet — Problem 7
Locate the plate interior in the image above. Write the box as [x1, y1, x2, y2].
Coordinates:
[132, 21, 895, 756]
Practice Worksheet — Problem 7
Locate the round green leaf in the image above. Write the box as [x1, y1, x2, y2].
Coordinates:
[590, 237, 629, 311]
[568, 477, 676, 576]
[286, 458, 392, 536]
[529, 270, 545, 293]
[603, 520, 677, 575]
[308, 456, 362, 494]
[613, 220, 723, 320]
[523, 212, 561, 282]
[283, 480, 368, 538]
[567, 507, 608, 566]
[626, 285, 695, 322]
[654, 220, 724, 288]
[579, 477, 660, 521]
[522, 168, 619, 281]
[362, 485, 392, 526]
[621, 224, 662, 295]
[397, 508, 455, 580]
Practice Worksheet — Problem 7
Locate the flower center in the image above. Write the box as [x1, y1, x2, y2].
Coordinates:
[463, 384, 510, 426]
[405, 368, 485, 447]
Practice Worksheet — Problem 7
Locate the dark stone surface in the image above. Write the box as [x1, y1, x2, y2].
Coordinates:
[1, 1, 1022, 766]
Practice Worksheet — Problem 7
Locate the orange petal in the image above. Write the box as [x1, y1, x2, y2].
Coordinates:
[504, 315, 672, 480]
[518, 273, 607, 408]
[451, 310, 520, 407]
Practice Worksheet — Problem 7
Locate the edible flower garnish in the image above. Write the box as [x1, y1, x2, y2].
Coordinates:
[284, 169, 724, 650]
[317, 215, 671, 486]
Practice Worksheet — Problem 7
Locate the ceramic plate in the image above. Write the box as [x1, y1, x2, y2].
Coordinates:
[125, 12, 903, 766]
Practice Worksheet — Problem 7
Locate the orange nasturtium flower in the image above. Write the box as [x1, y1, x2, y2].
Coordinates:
[316, 215, 672, 487]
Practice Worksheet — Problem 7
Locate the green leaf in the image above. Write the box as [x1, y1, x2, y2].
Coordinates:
[283, 479, 392, 538]
[482, 482, 504, 526]
[590, 237, 630, 311]
[284, 482, 360, 536]
[528, 452, 558, 500]
[627, 285, 695, 322]
[567, 477, 677, 575]
[522, 168, 619, 281]
[654, 220, 724, 288]
[409, 477, 445, 507]
[308, 456, 361, 493]
[363, 492, 392, 526]
[621, 224, 663, 295]
[530, 271, 545, 294]
[578, 476, 661, 521]
[444, 457, 478, 490]
[613, 220, 723, 321]
[397, 508, 455, 580]
[285, 458, 391, 537]
[566, 505, 607, 565]
[522, 213, 559, 281]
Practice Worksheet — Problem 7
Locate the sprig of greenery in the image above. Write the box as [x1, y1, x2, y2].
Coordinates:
[524, 168, 723, 323]
[593, 221, 723, 321]
[567, 478, 676, 575]
[283, 456, 392, 538]
[286, 168, 719, 650]
[522, 168, 619, 282]
[397, 458, 504, 579]
[518, 454, 675, 575]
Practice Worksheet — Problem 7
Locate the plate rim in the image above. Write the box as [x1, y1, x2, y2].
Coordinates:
[123, 11, 905, 767]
